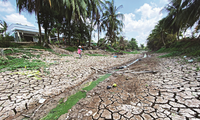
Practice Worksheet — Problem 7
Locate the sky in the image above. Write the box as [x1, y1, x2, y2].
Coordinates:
[0, 0, 171, 46]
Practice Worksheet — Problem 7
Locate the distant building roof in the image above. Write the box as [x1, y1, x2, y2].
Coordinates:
[6, 23, 44, 35]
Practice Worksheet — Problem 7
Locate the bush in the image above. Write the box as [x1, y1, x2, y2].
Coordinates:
[0, 35, 14, 47]
[159, 51, 183, 58]
[0, 58, 8, 65]
[66, 46, 77, 52]
[156, 39, 200, 57]
[106, 45, 117, 52]
[156, 47, 166, 53]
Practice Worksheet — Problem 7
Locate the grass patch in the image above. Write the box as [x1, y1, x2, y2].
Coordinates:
[158, 51, 184, 58]
[85, 53, 107, 56]
[29, 45, 47, 49]
[122, 51, 139, 54]
[58, 54, 72, 57]
[41, 74, 111, 120]
[83, 74, 111, 91]
[65, 46, 77, 52]
[106, 45, 118, 52]
[0, 56, 47, 72]
[156, 39, 200, 57]
[41, 91, 86, 120]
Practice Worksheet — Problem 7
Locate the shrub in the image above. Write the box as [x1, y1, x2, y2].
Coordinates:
[156, 47, 166, 53]
[66, 46, 77, 52]
[106, 45, 117, 52]
[0, 35, 14, 47]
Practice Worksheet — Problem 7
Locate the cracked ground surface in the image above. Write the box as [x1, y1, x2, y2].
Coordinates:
[58, 54, 200, 120]
[0, 50, 140, 120]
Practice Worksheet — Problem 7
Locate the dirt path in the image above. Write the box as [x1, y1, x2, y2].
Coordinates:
[57, 54, 200, 120]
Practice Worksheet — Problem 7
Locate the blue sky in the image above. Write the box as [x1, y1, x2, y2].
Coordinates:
[0, 0, 170, 45]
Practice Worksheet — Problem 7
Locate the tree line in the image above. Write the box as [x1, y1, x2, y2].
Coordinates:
[147, 0, 200, 51]
[15, 0, 125, 47]
[0, 0, 144, 50]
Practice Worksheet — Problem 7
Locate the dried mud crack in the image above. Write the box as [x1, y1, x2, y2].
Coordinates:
[1, 52, 200, 120]
[58, 54, 200, 120]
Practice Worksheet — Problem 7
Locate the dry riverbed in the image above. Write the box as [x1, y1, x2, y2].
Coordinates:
[1, 51, 200, 120]
[0, 50, 141, 120]
[58, 54, 200, 120]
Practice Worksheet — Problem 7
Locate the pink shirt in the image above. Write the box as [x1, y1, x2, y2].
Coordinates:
[77, 49, 81, 54]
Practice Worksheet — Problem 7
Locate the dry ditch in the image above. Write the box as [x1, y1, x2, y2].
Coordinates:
[57, 54, 200, 120]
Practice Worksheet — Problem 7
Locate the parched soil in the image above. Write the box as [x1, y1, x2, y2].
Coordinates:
[0, 50, 141, 120]
[1, 52, 200, 120]
[57, 54, 200, 120]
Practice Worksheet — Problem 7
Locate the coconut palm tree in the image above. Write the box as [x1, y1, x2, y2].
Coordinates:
[180, 0, 200, 31]
[163, 0, 200, 39]
[0, 20, 8, 35]
[101, 0, 124, 45]
[16, 0, 50, 44]
[162, 0, 184, 41]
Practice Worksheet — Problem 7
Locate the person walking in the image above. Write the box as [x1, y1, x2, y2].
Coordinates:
[77, 45, 82, 59]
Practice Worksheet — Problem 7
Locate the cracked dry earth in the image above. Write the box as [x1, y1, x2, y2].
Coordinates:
[58, 54, 200, 120]
[0, 50, 140, 120]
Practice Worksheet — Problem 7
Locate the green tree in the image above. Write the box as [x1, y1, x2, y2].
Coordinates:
[162, 0, 184, 41]
[0, 20, 8, 35]
[163, 0, 200, 39]
[101, 0, 124, 45]
[140, 44, 144, 49]
[129, 38, 138, 50]
[16, 0, 51, 45]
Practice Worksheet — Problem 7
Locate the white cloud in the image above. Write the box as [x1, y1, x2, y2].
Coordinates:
[92, 3, 165, 46]
[122, 3, 163, 45]
[160, 0, 169, 4]
[136, 3, 162, 19]
[3, 13, 35, 27]
[0, 1, 15, 13]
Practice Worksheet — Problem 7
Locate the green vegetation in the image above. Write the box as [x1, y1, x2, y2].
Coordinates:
[41, 74, 111, 120]
[27, 45, 45, 49]
[157, 40, 200, 58]
[85, 53, 107, 56]
[41, 91, 86, 120]
[147, 0, 200, 51]
[196, 67, 200, 71]
[0, 56, 47, 72]
[106, 45, 117, 52]
[65, 46, 77, 52]
[0, 0, 144, 52]
[83, 74, 111, 91]
[0, 47, 57, 72]
[59, 54, 71, 57]
[0, 34, 14, 47]
[123, 51, 139, 54]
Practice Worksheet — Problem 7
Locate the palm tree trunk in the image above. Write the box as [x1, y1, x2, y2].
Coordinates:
[161, 32, 165, 46]
[57, 29, 60, 44]
[97, 24, 99, 46]
[68, 31, 71, 45]
[177, 30, 180, 41]
[44, 28, 47, 44]
[89, 19, 93, 47]
[37, 12, 42, 45]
